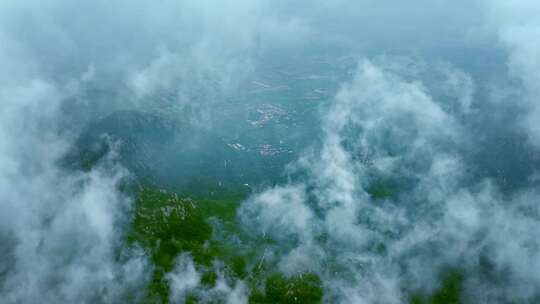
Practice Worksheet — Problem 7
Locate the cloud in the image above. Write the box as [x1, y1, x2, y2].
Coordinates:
[167, 254, 201, 303]
[2, 0, 540, 303]
[0, 77, 149, 302]
[486, 1, 540, 148]
[167, 255, 250, 304]
[240, 57, 464, 300]
[0, 0, 291, 299]
[239, 55, 540, 303]
[240, 185, 315, 242]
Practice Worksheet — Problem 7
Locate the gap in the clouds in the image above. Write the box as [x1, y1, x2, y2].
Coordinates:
[124, 186, 324, 303]
[71, 148, 472, 304]
[5, 1, 540, 302]
[64, 48, 540, 304]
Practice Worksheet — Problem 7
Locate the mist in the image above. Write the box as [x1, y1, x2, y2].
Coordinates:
[1, 1, 540, 303]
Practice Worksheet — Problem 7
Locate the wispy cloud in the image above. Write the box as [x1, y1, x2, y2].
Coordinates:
[2, 1, 540, 303]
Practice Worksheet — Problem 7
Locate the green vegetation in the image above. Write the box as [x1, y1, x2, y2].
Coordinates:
[128, 187, 472, 304]
[128, 187, 325, 304]
[250, 272, 323, 304]
[128, 188, 212, 268]
[411, 271, 464, 304]
[128, 188, 213, 303]
[429, 272, 464, 304]
[201, 270, 218, 287]
[366, 181, 397, 200]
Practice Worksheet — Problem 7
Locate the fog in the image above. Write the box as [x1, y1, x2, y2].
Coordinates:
[1, 1, 540, 303]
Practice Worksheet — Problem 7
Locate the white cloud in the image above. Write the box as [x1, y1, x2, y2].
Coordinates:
[487, 1, 540, 147]
[167, 254, 201, 303]
[239, 55, 540, 302]
[2, 1, 540, 303]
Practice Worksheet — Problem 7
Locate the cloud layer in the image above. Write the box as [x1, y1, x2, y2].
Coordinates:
[1, 0, 540, 303]
[240, 53, 540, 303]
